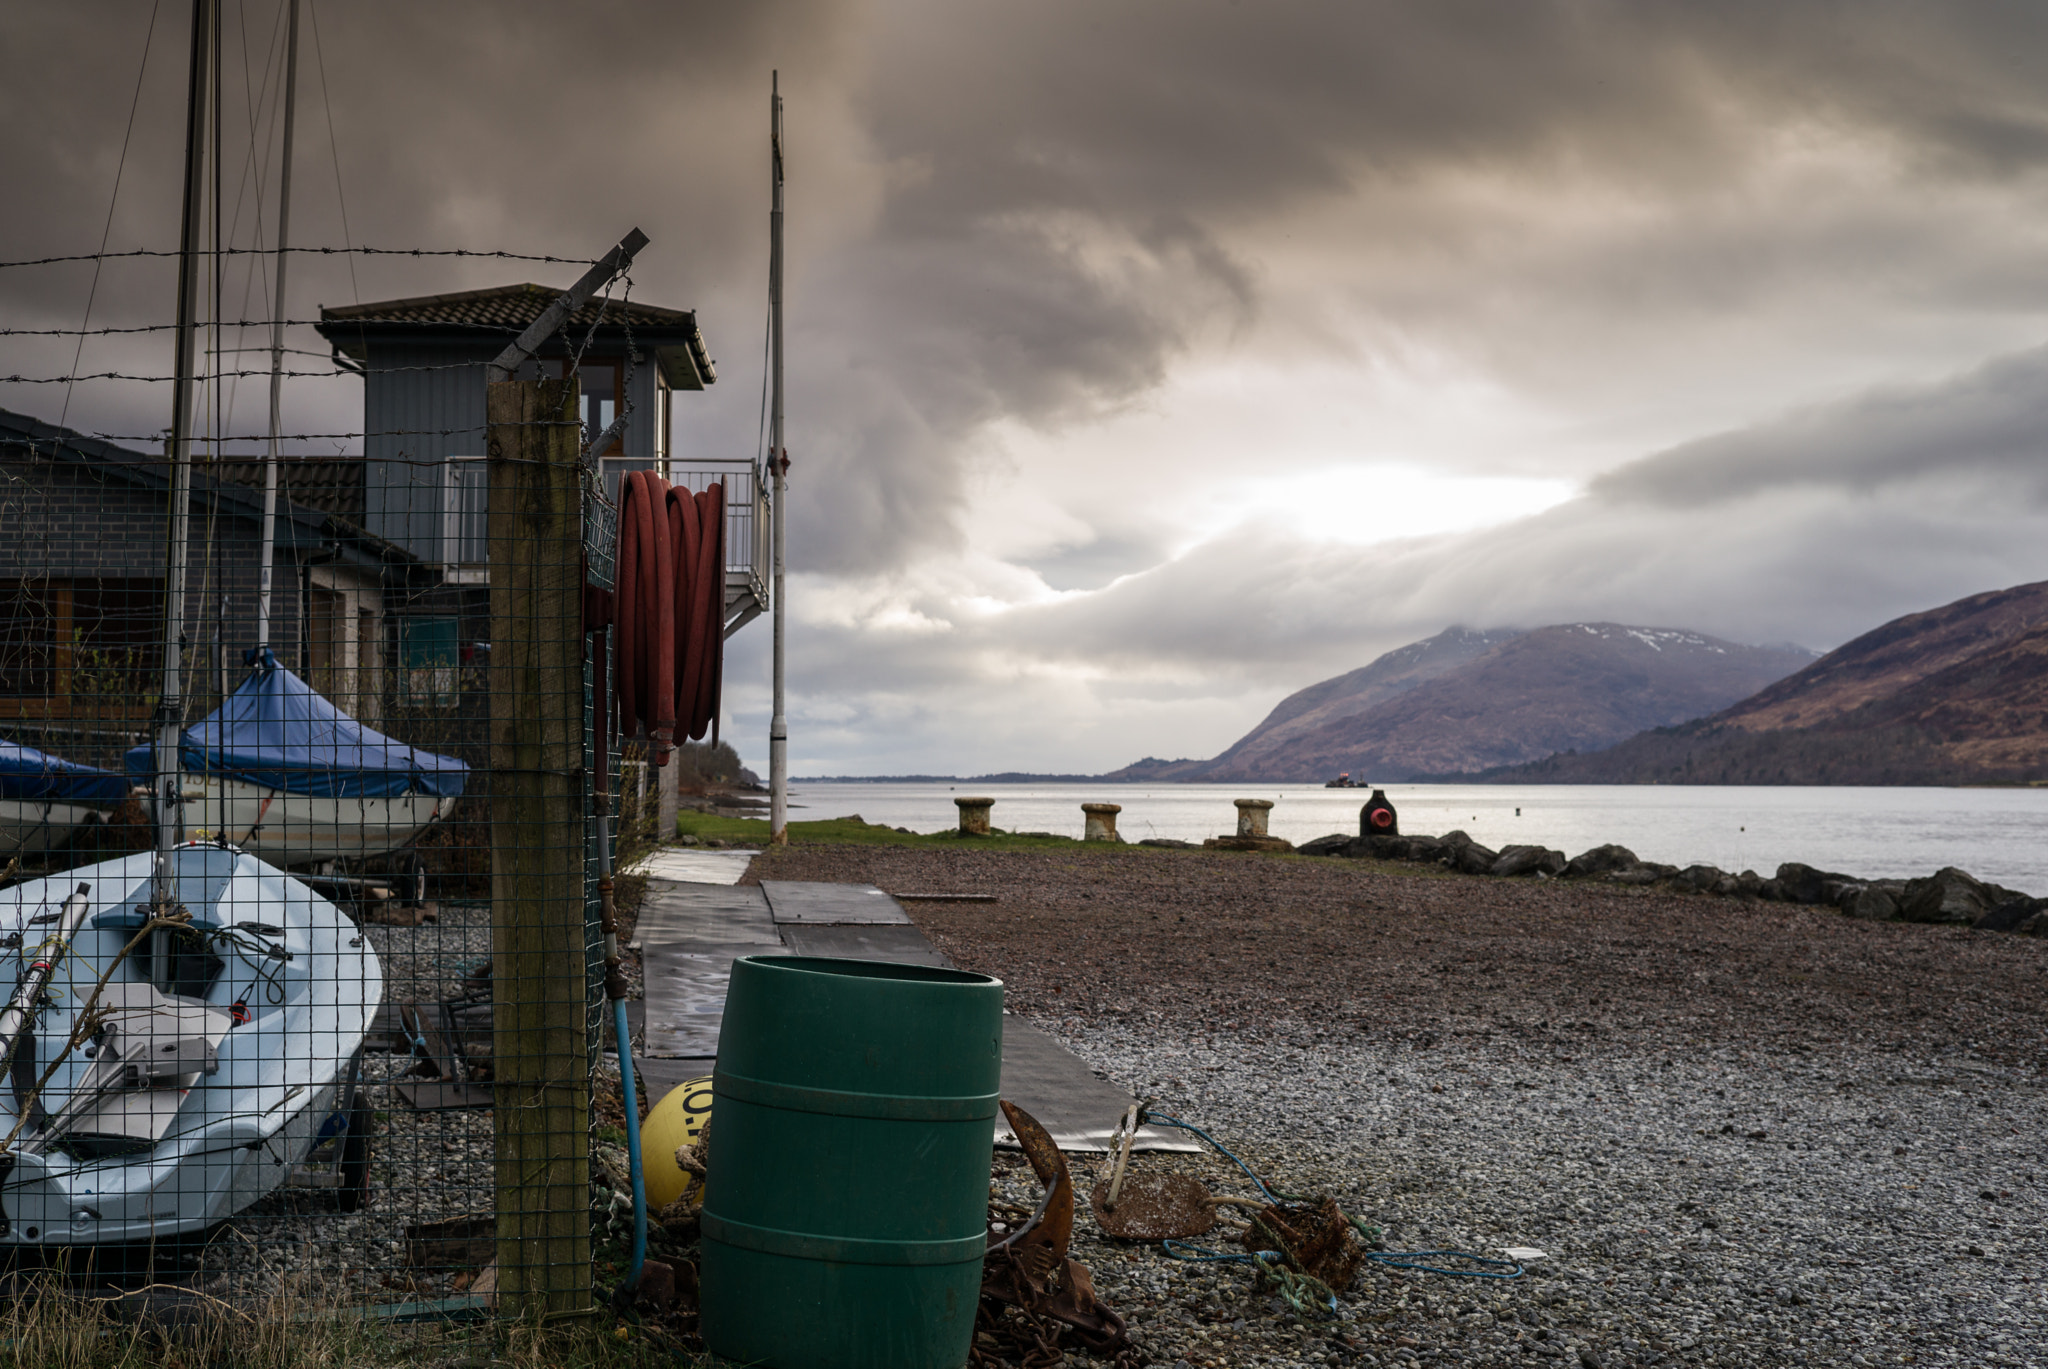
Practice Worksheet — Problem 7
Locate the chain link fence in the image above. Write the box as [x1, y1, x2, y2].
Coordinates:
[0, 376, 634, 1323]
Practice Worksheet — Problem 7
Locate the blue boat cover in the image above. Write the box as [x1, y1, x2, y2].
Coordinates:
[124, 663, 469, 800]
[0, 741, 128, 805]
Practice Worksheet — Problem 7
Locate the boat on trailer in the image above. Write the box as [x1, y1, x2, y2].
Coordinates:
[124, 659, 468, 868]
[0, 742, 130, 860]
[0, 843, 378, 1243]
[0, 0, 382, 1254]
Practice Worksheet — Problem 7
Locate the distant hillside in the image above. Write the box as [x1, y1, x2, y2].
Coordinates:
[1283, 624, 1814, 781]
[1113, 623, 1814, 783]
[1481, 580, 2048, 784]
[1101, 626, 1518, 781]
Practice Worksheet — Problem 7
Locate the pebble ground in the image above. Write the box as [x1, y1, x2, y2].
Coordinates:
[752, 841, 2048, 1368]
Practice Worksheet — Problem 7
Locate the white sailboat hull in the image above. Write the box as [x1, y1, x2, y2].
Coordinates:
[0, 846, 381, 1244]
[0, 798, 107, 858]
[178, 773, 449, 866]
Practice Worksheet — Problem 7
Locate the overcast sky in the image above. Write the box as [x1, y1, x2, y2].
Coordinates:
[9, 1, 2048, 775]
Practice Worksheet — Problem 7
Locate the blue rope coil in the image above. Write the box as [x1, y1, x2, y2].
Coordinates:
[1161, 1238, 1277, 1265]
[1162, 1241, 1340, 1315]
[1142, 1112, 1299, 1205]
[1366, 1249, 1524, 1280]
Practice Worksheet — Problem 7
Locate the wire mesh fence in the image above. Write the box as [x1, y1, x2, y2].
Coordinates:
[0, 356, 703, 1322]
[0, 0, 762, 1345]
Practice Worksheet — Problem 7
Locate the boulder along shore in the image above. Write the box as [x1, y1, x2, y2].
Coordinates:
[742, 840, 2048, 1369]
[1291, 828, 2048, 936]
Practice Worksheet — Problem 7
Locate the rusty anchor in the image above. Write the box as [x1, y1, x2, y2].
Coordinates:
[1086, 1101, 1266, 1241]
[974, 1100, 1131, 1366]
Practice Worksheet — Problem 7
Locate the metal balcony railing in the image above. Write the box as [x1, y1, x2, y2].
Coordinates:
[668, 459, 769, 637]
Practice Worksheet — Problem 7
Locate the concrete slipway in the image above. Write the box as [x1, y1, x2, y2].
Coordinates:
[623, 849, 1193, 1151]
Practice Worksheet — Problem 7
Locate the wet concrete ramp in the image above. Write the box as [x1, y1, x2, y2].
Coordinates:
[631, 864, 1192, 1151]
[760, 880, 912, 925]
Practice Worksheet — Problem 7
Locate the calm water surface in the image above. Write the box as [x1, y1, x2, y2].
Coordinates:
[789, 782, 2048, 895]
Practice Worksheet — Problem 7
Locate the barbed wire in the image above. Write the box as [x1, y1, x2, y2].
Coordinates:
[6, 369, 350, 384]
[0, 246, 600, 271]
[2, 356, 553, 383]
[0, 322, 512, 337]
[3, 424, 666, 451]
[2, 311, 658, 339]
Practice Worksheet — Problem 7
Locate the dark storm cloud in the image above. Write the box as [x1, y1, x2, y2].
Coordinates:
[0, 1, 847, 448]
[14, 2, 2048, 772]
[1594, 343, 2048, 508]
[797, 0, 2048, 571]
[1003, 340, 2048, 683]
[17, 2, 2048, 555]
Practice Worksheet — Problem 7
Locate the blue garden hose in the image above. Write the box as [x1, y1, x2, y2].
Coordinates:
[613, 995, 648, 1293]
[595, 791, 648, 1302]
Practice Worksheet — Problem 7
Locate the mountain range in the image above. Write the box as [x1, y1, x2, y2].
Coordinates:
[1108, 623, 1816, 783]
[1485, 579, 2048, 785]
[815, 579, 2048, 787]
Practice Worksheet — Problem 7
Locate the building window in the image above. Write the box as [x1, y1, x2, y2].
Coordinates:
[572, 361, 620, 456]
[306, 588, 345, 697]
[444, 457, 489, 566]
[398, 616, 460, 708]
[357, 608, 380, 721]
[0, 578, 163, 717]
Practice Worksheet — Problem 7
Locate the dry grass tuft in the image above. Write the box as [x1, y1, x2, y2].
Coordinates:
[0, 1279, 711, 1369]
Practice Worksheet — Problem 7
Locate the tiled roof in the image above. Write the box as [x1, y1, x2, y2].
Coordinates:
[0, 408, 416, 571]
[319, 282, 698, 331]
[208, 456, 365, 520]
[316, 283, 715, 386]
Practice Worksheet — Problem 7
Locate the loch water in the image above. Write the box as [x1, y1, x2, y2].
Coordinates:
[787, 782, 2048, 895]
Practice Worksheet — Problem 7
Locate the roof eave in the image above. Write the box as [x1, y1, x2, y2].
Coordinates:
[0, 408, 421, 574]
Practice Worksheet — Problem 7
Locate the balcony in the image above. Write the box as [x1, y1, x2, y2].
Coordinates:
[441, 455, 770, 639]
[667, 459, 770, 638]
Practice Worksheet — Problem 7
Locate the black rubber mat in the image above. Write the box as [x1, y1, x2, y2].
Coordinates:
[632, 882, 775, 948]
[629, 872, 1191, 1150]
[759, 880, 912, 925]
[777, 923, 954, 966]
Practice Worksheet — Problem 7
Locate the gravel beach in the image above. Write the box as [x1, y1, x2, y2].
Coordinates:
[747, 841, 2048, 1368]
[175, 898, 499, 1303]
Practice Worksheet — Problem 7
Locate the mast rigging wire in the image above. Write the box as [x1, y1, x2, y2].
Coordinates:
[306, 1, 359, 310]
[60, 0, 165, 433]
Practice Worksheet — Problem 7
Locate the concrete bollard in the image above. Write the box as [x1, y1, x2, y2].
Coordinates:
[954, 796, 996, 837]
[1081, 802, 1123, 842]
[1234, 798, 1275, 839]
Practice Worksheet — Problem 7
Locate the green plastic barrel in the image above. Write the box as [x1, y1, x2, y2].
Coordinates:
[699, 955, 1004, 1369]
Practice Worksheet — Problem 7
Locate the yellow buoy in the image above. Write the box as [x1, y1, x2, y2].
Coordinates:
[638, 1074, 714, 1210]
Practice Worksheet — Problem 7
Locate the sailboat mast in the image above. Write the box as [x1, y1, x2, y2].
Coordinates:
[768, 72, 789, 842]
[155, 0, 216, 903]
[256, 0, 299, 656]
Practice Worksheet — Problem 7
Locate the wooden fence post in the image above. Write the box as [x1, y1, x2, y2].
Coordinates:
[487, 375, 590, 1317]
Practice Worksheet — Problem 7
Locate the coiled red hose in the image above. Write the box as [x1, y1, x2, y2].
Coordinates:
[613, 471, 725, 765]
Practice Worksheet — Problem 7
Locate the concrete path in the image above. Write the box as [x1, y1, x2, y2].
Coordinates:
[633, 848, 759, 885]
[760, 880, 912, 924]
[777, 923, 952, 965]
[629, 863, 1193, 1151]
[632, 883, 776, 946]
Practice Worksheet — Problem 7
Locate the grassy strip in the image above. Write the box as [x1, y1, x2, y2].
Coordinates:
[676, 811, 1113, 852]
[0, 1283, 708, 1369]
